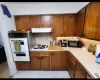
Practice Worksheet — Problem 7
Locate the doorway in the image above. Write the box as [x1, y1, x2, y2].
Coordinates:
[0, 32, 9, 78]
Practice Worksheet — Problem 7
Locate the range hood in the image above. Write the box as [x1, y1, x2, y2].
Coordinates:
[31, 28, 51, 33]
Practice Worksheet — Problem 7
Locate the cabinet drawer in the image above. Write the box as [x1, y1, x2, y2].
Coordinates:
[16, 62, 30, 70]
[30, 52, 40, 57]
[40, 52, 50, 56]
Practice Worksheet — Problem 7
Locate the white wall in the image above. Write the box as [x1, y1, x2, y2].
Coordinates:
[7, 2, 89, 15]
[0, 3, 17, 76]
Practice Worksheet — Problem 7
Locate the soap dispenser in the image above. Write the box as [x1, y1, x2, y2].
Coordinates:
[95, 45, 100, 64]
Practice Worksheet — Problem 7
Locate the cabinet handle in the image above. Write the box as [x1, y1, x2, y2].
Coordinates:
[51, 53, 54, 56]
[37, 56, 40, 59]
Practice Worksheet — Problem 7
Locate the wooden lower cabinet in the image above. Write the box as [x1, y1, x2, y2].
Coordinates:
[41, 56, 50, 70]
[50, 52, 67, 70]
[31, 56, 41, 70]
[15, 62, 30, 70]
[86, 74, 92, 79]
[30, 51, 67, 70]
[30, 52, 50, 70]
[75, 62, 86, 78]
[68, 53, 76, 78]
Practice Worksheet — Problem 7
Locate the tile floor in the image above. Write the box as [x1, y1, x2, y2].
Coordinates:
[12, 71, 70, 78]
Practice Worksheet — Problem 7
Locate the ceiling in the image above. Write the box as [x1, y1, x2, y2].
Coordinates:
[0, 2, 90, 15]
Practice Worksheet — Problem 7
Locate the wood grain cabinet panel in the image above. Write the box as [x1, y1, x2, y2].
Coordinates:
[75, 62, 86, 78]
[15, 62, 30, 70]
[50, 52, 67, 70]
[83, 2, 100, 40]
[30, 15, 41, 28]
[30, 52, 41, 70]
[31, 56, 41, 70]
[41, 56, 50, 70]
[51, 15, 64, 37]
[75, 8, 86, 37]
[68, 55, 76, 78]
[15, 16, 30, 31]
[63, 14, 75, 36]
[41, 15, 52, 27]
[86, 74, 92, 79]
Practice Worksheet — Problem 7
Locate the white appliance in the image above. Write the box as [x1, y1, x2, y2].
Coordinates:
[8, 32, 30, 61]
[31, 28, 51, 33]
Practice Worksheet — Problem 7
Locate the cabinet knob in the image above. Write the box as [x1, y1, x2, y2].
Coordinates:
[51, 53, 54, 56]
[37, 56, 40, 59]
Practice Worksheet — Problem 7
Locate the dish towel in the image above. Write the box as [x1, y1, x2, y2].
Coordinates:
[14, 40, 21, 52]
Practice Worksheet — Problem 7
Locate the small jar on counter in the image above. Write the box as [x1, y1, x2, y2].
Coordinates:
[50, 41, 53, 46]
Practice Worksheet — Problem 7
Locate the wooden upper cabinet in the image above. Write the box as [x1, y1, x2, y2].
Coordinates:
[51, 15, 64, 37]
[41, 15, 52, 27]
[83, 2, 100, 40]
[15, 16, 30, 31]
[63, 14, 75, 36]
[30, 15, 52, 28]
[30, 15, 41, 28]
[75, 8, 86, 37]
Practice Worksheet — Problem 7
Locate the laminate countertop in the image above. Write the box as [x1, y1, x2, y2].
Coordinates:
[30, 47, 100, 78]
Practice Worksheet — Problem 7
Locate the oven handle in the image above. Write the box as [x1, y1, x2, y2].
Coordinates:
[14, 52, 25, 54]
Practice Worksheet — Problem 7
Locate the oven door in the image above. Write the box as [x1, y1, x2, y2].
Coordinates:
[9, 38, 30, 61]
[13, 51, 30, 61]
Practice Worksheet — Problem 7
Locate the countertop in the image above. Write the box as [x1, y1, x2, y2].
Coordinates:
[30, 47, 100, 78]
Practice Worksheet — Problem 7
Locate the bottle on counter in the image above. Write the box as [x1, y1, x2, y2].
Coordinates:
[52, 37, 58, 46]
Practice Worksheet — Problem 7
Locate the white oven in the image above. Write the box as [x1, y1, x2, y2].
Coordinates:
[8, 32, 30, 61]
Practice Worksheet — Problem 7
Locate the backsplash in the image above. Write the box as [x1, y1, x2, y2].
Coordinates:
[35, 33, 52, 45]
[56, 37, 100, 47]
[30, 33, 52, 45]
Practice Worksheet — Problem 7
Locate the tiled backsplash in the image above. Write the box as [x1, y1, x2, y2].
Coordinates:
[28, 31, 100, 47]
[30, 33, 52, 45]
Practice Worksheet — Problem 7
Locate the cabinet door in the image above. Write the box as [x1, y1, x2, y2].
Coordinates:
[50, 52, 67, 70]
[68, 57, 76, 78]
[63, 14, 75, 36]
[75, 62, 86, 78]
[15, 62, 30, 70]
[75, 8, 86, 37]
[30, 15, 41, 28]
[84, 2, 100, 39]
[86, 74, 92, 79]
[41, 15, 52, 28]
[31, 56, 41, 70]
[15, 16, 30, 30]
[51, 15, 64, 37]
[41, 56, 50, 70]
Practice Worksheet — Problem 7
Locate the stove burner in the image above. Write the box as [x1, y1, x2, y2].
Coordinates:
[33, 45, 48, 49]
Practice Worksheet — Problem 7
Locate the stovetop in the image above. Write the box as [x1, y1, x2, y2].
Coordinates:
[33, 44, 48, 49]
